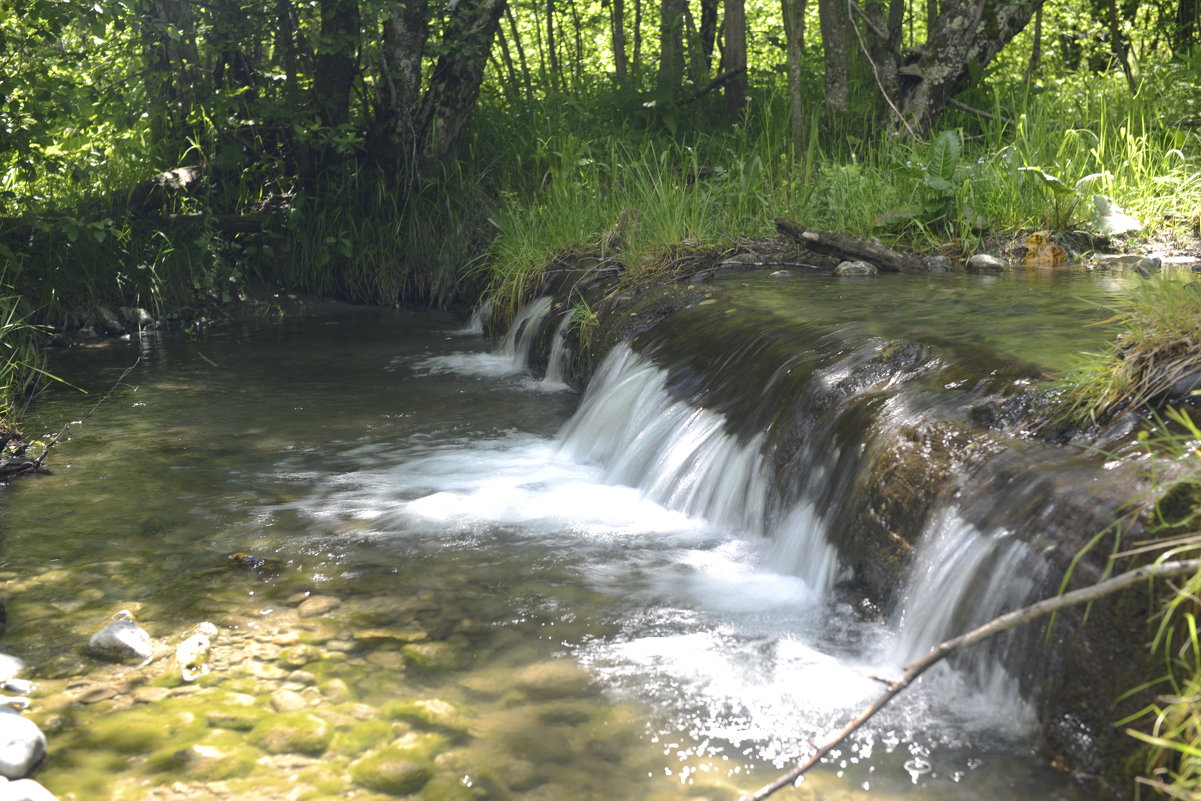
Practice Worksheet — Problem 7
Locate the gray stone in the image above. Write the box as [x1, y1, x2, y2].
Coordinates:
[966, 254, 1006, 271]
[0, 708, 46, 780]
[102, 320, 126, 337]
[85, 611, 153, 664]
[270, 688, 309, 713]
[834, 260, 878, 276]
[768, 270, 793, 278]
[296, 595, 341, 618]
[1134, 256, 1162, 277]
[117, 307, 154, 329]
[0, 778, 59, 801]
[923, 255, 952, 272]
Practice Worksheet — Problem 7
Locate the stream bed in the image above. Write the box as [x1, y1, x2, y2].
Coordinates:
[0, 270, 1135, 800]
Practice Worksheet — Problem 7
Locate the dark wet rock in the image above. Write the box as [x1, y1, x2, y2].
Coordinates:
[833, 260, 878, 276]
[349, 747, 434, 795]
[246, 712, 332, 755]
[102, 320, 126, 337]
[0, 777, 59, 801]
[1134, 256, 1162, 277]
[84, 610, 153, 664]
[923, 255, 953, 272]
[74, 327, 98, 340]
[966, 254, 1006, 272]
[117, 306, 154, 329]
[0, 707, 46, 780]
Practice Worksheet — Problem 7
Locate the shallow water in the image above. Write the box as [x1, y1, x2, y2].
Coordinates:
[0, 289, 1115, 800]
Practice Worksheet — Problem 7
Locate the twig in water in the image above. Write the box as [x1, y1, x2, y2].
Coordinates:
[742, 558, 1201, 801]
[34, 358, 142, 469]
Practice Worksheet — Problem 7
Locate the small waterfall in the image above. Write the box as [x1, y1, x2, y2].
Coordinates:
[454, 296, 494, 336]
[560, 344, 838, 594]
[540, 312, 574, 390]
[498, 296, 554, 370]
[889, 508, 1046, 700]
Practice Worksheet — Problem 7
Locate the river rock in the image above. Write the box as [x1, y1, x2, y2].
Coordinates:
[923, 255, 952, 272]
[965, 253, 1005, 272]
[402, 642, 460, 671]
[382, 698, 472, 737]
[85, 610, 153, 664]
[0, 707, 46, 780]
[513, 661, 592, 700]
[270, 688, 309, 713]
[0, 778, 59, 801]
[296, 595, 341, 618]
[768, 270, 792, 278]
[247, 712, 332, 755]
[833, 260, 877, 276]
[117, 307, 154, 330]
[349, 747, 434, 795]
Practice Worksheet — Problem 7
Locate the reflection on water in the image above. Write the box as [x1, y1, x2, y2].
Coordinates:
[0, 296, 1101, 800]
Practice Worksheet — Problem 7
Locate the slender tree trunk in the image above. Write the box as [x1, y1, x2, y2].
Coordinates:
[657, 0, 686, 94]
[699, 0, 720, 71]
[546, 0, 561, 90]
[781, 0, 807, 146]
[611, 0, 629, 85]
[371, 0, 428, 171]
[818, 0, 850, 114]
[567, 0, 585, 90]
[314, 0, 360, 129]
[505, 5, 536, 99]
[683, 5, 707, 84]
[1101, 0, 1136, 92]
[495, 26, 525, 105]
[633, 0, 644, 87]
[415, 0, 507, 178]
[1026, 5, 1042, 77]
[721, 0, 748, 115]
[1176, 0, 1199, 50]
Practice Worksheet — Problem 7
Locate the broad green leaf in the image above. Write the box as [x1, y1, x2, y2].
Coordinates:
[927, 130, 961, 185]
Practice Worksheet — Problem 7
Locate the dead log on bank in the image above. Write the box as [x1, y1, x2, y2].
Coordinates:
[774, 217, 925, 273]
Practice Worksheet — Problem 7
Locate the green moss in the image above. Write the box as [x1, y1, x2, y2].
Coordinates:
[381, 698, 472, 738]
[349, 748, 435, 795]
[402, 642, 461, 672]
[247, 712, 333, 755]
[329, 718, 395, 757]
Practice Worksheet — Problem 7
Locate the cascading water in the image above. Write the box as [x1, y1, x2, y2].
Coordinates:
[540, 311, 574, 390]
[498, 295, 554, 369]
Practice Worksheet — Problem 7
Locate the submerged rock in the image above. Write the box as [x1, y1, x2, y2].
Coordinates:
[349, 747, 434, 795]
[247, 712, 332, 755]
[85, 610, 153, 664]
[0, 703, 46, 780]
[834, 260, 878, 276]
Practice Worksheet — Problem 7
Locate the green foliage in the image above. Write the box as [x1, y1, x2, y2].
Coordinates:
[1054, 274, 1201, 425]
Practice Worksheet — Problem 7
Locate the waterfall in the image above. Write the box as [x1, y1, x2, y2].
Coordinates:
[889, 508, 1046, 700]
[540, 312, 574, 390]
[497, 296, 554, 370]
[454, 296, 494, 336]
[559, 344, 839, 594]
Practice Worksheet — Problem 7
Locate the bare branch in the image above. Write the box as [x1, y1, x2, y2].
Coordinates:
[742, 558, 1201, 801]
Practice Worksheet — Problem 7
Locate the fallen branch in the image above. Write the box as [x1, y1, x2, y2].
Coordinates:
[742, 558, 1201, 801]
[774, 218, 925, 272]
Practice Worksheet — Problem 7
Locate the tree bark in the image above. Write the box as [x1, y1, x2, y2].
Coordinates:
[371, 0, 428, 171]
[611, 0, 630, 85]
[781, 0, 807, 146]
[892, 0, 1047, 133]
[699, 0, 720, 71]
[546, 0, 561, 90]
[818, 0, 851, 114]
[415, 0, 507, 179]
[314, 0, 361, 129]
[657, 0, 686, 95]
[721, 0, 748, 115]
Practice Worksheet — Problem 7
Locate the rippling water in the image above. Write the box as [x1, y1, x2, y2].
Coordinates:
[0, 297, 1108, 800]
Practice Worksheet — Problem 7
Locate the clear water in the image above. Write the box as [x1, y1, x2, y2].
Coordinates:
[0, 296, 1108, 800]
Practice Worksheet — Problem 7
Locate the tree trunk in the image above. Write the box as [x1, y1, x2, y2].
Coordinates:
[1101, 0, 1136, 92]
[818, 0, 850, 114]
[371, 0, 428, 171]
[1026, 5, 1042, 77]
[415, 0, 507, 178]
[781, 0, 807, 146]
[699, 0, 720, 71]
[721, 0, 748, 115]
[633, 0, 644, 87]
[611, 0, 629, 85]
[893, 0, 1048, 133]
[657, 0, 686, 95]
[546, 0, 561, 90]
[314, 0, 360, 129]
[1176, 0, 1199, 50]
[505, 5, 536, 99]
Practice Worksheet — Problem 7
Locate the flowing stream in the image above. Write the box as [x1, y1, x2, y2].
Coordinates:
[0, 271, 1132, 800]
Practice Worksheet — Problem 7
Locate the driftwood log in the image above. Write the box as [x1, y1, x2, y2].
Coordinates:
[774, 217, 925, 272]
